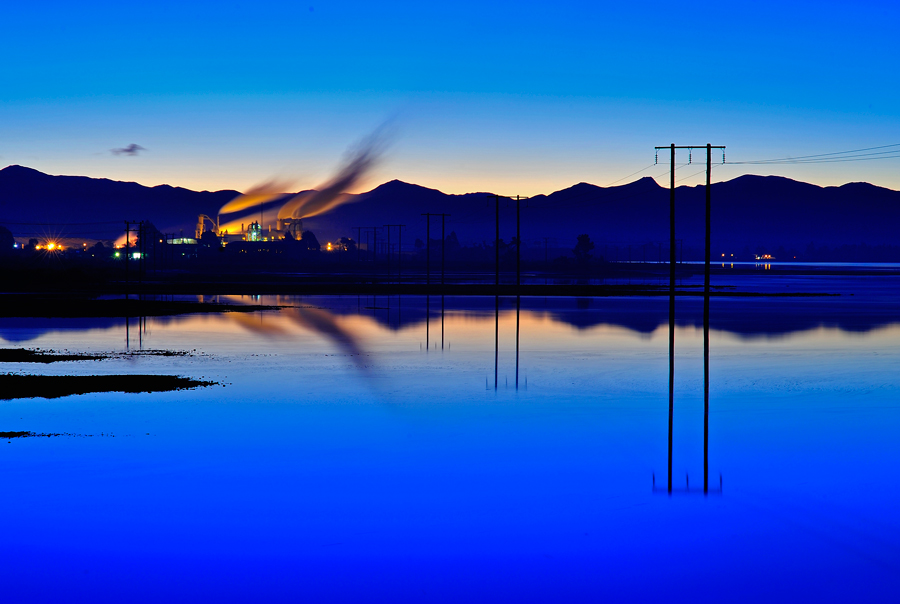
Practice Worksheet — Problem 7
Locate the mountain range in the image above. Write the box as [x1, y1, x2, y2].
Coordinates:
[2, 164, 900, 259]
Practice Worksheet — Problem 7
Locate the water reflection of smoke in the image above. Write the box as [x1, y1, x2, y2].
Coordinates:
[227, 313, 293, 337]
[282, 307, 367, 369]
[218, 296, 368, 371]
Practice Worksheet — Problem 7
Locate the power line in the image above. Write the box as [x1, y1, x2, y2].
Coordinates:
[730, 153, 900, 165]
[603, 163, 658, 187]
[726, 143, 900, 165]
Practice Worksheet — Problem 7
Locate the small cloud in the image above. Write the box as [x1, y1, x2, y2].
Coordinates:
[111, 144, 146, 156]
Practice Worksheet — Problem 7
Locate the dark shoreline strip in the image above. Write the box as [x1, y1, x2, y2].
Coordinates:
[0, 349, 105, 363]
[0, 374, 217, 400]
[3, 431, 118, 438]
[0, 348, 197, 363]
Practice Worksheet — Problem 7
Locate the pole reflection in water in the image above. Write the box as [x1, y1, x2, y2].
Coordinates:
[704, 272, 710, 494]
[515, 296, 520, 390]
[667, 273, 675, 493]
[441, 295, 445, 350]
[655, 285, 722, 495]
[426, 295, 430, 352]
[494, 295, 499, 391]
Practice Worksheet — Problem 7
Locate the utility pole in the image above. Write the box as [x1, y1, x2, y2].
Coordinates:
[138, 221, 146, 282]
[422, 213, 432, 286]
[123, 220, 140, 300]
[370, 227, 379, 265]
[421, 214, 449, 286]
[441, 213, 448, 286]
[353, 227, 361, 263]
[653, 143, 724, 278]
[515, 195, 529, 287]
[361, 227, 380, 268]
[653, 142, 725, 494]
[124, 221, 129, 300]
[486, 194, 503, 286]
[398, 224, 404, 282]
[384, 224, 405, 283]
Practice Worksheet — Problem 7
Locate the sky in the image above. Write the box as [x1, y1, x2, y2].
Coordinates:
[2, 0, 899, 196]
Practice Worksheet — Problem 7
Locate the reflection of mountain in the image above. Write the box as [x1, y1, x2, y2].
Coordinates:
[0, 165, 238, 240]
[0, 317, 126, 342]
[320, 295, 900, 337]
[0, 315, 185, 343]
[4, 295, 900, 343]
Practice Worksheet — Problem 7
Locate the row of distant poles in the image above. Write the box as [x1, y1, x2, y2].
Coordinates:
[424, 193, 530, 287]
[355, 194, 533, 287]
[655, 143, 725, 496]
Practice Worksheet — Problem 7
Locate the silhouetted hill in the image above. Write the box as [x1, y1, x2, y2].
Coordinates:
[3, 165, 900, 259]
[314, 174, 900, 260]
[0, 165, 239, 241]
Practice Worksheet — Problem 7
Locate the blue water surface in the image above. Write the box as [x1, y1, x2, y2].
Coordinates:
[2, 284, 899, 602]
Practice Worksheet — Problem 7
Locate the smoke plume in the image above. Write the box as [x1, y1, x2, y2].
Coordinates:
[278, 122, 393, 220]
[218, 178, 295, 215]
[215, 120, 394, 229]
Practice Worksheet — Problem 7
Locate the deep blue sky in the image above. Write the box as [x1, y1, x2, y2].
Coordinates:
[2, 0, 898, 194]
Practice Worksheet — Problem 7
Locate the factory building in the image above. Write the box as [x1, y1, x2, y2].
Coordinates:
[195, 214, 305, 245]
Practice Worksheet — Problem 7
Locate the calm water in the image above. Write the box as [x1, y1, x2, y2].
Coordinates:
[2, 279, 900, 602]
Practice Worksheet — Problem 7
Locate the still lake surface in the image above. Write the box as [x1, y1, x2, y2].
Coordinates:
[2, 275, 900, 602]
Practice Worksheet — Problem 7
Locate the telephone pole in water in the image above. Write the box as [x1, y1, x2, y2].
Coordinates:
[653, 143, 725, 493]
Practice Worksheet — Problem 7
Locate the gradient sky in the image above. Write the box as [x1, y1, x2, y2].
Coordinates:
[2, 0, 899, 195]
